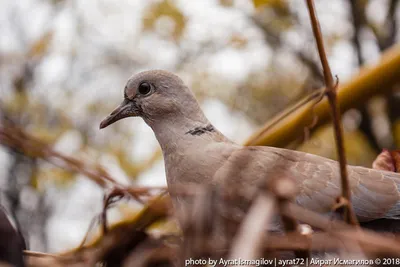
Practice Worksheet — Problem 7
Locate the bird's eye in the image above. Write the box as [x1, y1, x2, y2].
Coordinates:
[138, 82, 151, 95]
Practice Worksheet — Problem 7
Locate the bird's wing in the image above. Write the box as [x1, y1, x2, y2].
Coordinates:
[212, 145, 400, 222]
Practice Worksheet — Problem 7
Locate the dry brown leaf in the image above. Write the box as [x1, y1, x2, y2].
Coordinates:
[372, 149, 400, 172]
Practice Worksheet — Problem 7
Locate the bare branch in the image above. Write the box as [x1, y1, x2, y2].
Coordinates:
[305, 0, 358, 226]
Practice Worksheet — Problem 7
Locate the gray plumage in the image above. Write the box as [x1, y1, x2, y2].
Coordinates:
[100, 70, 400, 224]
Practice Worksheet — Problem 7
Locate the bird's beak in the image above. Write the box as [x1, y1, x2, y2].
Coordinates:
[99, 99, 134, 129]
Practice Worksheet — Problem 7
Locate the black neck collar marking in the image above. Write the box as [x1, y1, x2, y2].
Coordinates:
[186, 124, 215, 136]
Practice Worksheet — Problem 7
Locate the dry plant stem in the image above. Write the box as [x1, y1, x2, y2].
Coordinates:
[59, 194, 171, 262]
[103, 189, 124, 233]
[305, 0, 358, 226]
[271, 178, 310, 260]
[228, 193, 275, 264]
[0, 124, 164, 199]
[78, 215, 101, 248]
[278, 202, 310, 260]
[0, 125, 114, 187]
[24, 251, 60, 259]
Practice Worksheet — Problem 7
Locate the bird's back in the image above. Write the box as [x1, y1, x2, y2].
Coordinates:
[173, 143, 400, 223]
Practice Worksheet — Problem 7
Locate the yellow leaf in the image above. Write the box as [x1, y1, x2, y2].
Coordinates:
[219, 0, 234, 7]
[143, 0, 186, 41]
[33, 168, 75, 191]
[28, 32, 53, 58]
[253, 0, 286, 9]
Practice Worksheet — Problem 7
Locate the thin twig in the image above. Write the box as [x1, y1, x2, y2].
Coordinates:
[78, 215, 101, 249]
[270, 177, 310, 259]
[228, 193, 275, 264]
[305, 0, 359, 226]
[348, 0, 365, 66]
[0, 124, 164, 200]
[23, 250, 60, 258]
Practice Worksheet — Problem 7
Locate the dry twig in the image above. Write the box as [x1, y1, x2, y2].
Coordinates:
[270, 177, 311, 259]
[305, 0, 358, 226]
[0, 123, 165, 200]
[227, 193, 275, 265]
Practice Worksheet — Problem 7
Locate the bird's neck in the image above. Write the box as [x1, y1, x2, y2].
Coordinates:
[148, 110, 228, 154]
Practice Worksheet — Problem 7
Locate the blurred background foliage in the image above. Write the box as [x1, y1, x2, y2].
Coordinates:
[0, 0, 399, 253]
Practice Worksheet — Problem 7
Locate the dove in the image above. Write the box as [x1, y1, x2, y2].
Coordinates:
[100, 70, 400, 227]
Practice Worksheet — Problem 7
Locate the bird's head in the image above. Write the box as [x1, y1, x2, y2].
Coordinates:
[100, 70, 199, 129]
